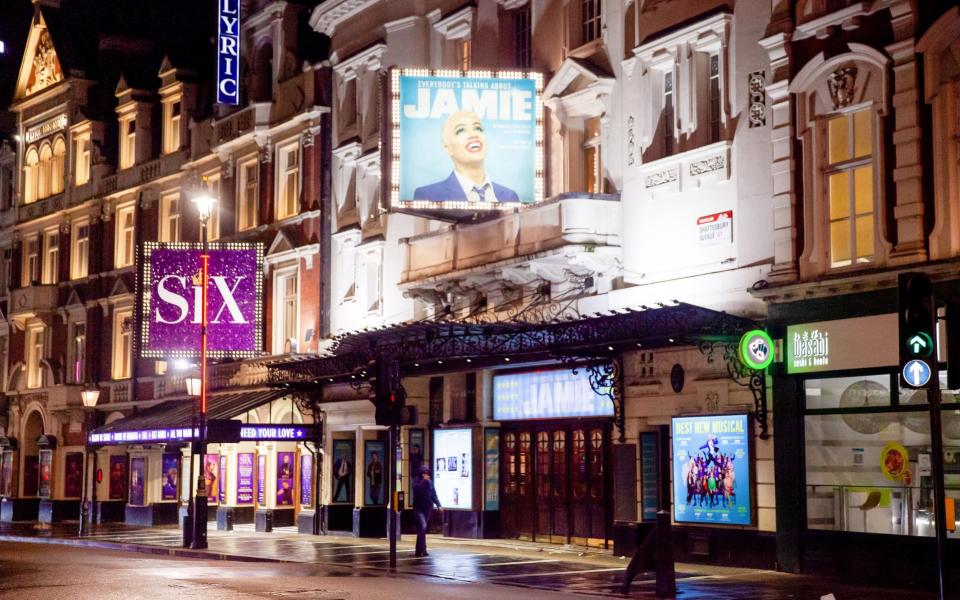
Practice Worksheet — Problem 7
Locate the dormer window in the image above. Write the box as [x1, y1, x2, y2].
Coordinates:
[120, 116, 136, 169]
[163, 98, 181, 154]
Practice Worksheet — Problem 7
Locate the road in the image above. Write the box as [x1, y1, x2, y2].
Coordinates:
[0, 542, 591, 600]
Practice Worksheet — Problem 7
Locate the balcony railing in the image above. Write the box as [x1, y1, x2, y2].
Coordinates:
[400, 194, 621, 284]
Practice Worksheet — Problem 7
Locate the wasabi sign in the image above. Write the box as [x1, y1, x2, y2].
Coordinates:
[389, 69, 544, 211]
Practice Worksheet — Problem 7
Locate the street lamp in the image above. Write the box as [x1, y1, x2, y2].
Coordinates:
[190, 181, 216, 550]
[78, 385, 100, 537]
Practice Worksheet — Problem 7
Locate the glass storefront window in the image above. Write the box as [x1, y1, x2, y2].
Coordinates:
[805, 373, 960, 538]
[805, 374, 892, 410]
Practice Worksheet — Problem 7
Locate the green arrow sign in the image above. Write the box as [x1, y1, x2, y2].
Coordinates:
[907, 332, 933, 357]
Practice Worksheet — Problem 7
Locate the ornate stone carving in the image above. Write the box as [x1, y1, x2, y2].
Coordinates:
[748, 70, 766, 128]
[27, 30, 63, 95]
[827, 66, 858, 110]
[626, 115, 636, 166]
[258, 139, 273, 164]
[689, 155, 725, 176]
[644, 167, 677, 188]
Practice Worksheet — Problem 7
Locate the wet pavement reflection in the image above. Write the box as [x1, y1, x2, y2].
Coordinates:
[0, 521, 936, 599]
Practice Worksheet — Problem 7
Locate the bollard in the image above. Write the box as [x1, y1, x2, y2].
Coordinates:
[654, 510, 677, 597]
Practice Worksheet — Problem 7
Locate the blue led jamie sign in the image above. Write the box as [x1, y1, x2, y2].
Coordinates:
[493, 368, 614, 421]
[217, 0, 241, 105]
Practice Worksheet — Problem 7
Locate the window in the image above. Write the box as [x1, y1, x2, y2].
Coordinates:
[581, 0, 602, 44]
[26, 323, 45, 389]
[22, 237, 39, 286]
[38, 143, 51, 199]
[51, 138, 65, 195]
[159, 193, 180, 243]
[163, 98, 181, 154]
[238, 159, 259, 231]
[120, 116, 136, 169]
[362, 254, 382, 314]
[273, 270, 298, 354]
[0, 249, 11, 295]
[804, 372, 960, 537]
[514, 5, 532, 69]
[662, 72, 675, 156]
[709, 53, 721, 143]
[458, 39, 471, 71]
[112, 307, 132, 379]
[70, 219, 89, 280]
[583, 117, 603, 194]
[41, 229, 58, 285]
[206, 174, 221, 241]
[826, 110, 874, 268]
[69, 322, 86, 384]
[115, 204, 136, 268]
[23, 148, 38, 204]
[276, 143, 299, 220]
[74, 131, 90, 185]
[336, 238, 357, 304]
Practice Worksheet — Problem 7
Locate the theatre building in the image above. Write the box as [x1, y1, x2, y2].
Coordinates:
[0, 0, 331, 529]
[269, 0, 778, 566]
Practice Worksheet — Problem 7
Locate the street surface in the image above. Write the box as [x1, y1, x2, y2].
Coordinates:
[0, 522, 940, 599]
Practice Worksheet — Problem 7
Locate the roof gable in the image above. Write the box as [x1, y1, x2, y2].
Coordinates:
[15, 12, 65, 101]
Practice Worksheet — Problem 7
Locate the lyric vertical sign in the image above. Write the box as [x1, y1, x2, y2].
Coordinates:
[217, 0, 240, 105]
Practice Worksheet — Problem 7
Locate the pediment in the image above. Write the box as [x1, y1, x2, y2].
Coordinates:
[15, 12, 65, 100]
[65, 287, 83, 308]
[543, 58, 614, 118]
[266, 229, 296, 257]
[109, 276, 131, 298]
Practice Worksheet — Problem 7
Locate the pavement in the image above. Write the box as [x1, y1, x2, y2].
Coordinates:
[0, 521, 941, 599]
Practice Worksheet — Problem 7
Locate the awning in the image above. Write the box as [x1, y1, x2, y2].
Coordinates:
[89, 388, 290, 445]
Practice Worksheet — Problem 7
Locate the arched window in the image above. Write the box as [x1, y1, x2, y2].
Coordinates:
[51, 137, 65, 195]
[252, 42, 273, 102]
[38, 143, 52, 200]
[23, 147, 39, 204]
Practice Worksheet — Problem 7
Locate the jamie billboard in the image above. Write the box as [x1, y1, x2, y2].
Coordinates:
[493, 368, 614, 421]
[390, 69, 544, 211]
[139, 242, 263, 358]
[671, 414, 752, 526]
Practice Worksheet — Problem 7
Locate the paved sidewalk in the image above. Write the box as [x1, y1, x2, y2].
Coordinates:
[0, 521, 938, 599]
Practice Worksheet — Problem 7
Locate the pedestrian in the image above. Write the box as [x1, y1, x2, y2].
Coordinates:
[412, 465, 442, 557]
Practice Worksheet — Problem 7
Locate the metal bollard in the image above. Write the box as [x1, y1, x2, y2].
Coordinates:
[654, 510, 676, 597]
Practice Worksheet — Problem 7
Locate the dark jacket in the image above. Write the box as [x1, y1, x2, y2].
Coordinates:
[412, 476, 442, 513]
[413, 171, 520, 203]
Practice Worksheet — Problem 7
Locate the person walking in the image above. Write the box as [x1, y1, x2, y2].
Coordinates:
[412, 465, 442, 557]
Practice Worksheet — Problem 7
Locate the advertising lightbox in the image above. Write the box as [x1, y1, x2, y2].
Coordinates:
[432, 428, 473, 510]
[139, 242, 264, 358]
[671, 414, 752, 526]
[493, 368, 614, 421]
[389, 68, 544, 211]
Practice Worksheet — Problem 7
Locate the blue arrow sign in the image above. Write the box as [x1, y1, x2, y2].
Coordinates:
[903, 359, 932, 388]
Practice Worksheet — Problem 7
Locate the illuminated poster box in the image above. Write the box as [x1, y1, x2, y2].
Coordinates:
[671, 414, 752, 526]
[389, 68, 544, 211]
[139, 242, 264, 359]
[432, 428, 473, 510]
[786, 313, 898, 374]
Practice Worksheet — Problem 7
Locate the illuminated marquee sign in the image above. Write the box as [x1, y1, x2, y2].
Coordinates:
[139, 242, 264, 359]
[786, 314, 898, 374]
[493, 368, 614, 420]
[217, 0, 241, 105]
[90, 421, 319, 445]
[389, 68, 544, 212]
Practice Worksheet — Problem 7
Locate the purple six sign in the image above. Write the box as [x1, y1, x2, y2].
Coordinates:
[140, 242, 264, 358]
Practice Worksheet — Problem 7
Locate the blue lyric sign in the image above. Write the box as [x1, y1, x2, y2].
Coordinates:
[217, 0, 241, 104]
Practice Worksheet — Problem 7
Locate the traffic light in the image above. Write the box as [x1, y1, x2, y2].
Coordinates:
[898, 272, 936, 388]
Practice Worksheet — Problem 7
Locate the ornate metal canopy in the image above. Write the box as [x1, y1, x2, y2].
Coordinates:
[269, 302, 767, 440]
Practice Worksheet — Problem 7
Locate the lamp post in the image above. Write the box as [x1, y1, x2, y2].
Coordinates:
[78, 385, 100, 537]
[190, 183, 216, 550]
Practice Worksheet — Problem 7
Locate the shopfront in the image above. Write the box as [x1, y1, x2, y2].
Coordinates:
[771, 296, 960, 586]
[87, 389, 322, 532]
